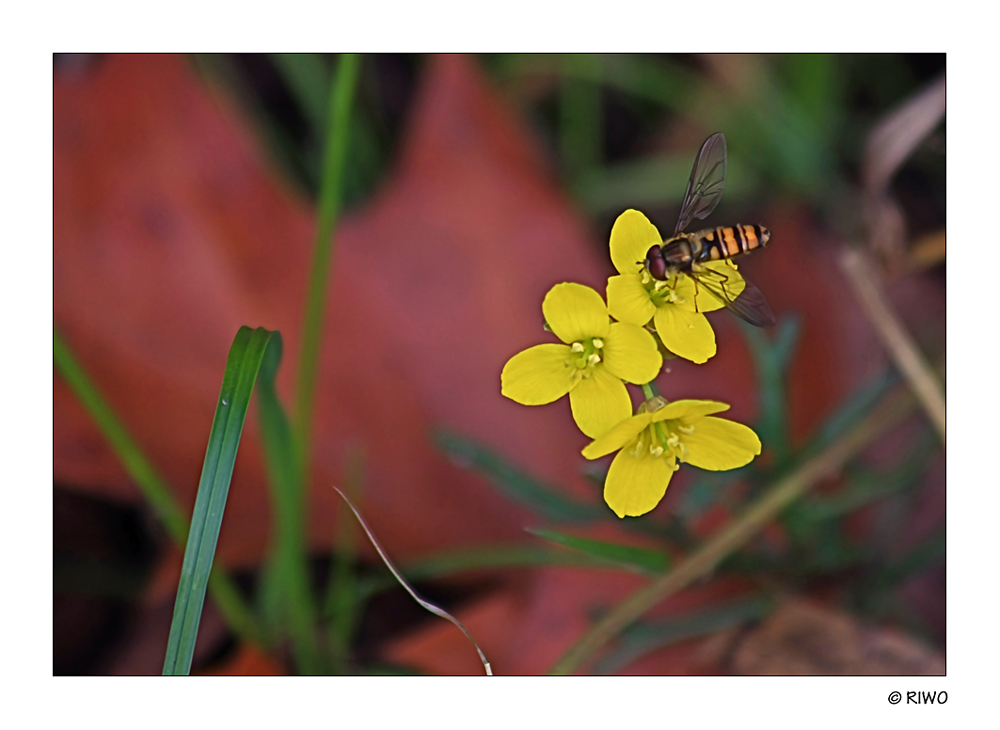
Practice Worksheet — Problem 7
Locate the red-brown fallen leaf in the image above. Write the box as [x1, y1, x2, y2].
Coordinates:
[54, 54, 609, 569]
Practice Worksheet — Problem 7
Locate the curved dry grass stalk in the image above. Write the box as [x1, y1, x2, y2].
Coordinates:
[333, 487, 493, 676]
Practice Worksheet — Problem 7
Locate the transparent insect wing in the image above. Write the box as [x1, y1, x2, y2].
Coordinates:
[674, 132, 728, 235]
[695, 273, 776, 328]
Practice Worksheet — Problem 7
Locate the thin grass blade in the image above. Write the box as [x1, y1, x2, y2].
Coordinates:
[434, 430, 604, 522]
[526, 528, 670, 575]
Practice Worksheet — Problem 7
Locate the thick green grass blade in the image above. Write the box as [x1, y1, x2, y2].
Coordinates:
[254, 332, 320, 674]
[53, 329, 260, 645]
[526, 528, 670, 575]
[162, 326, 279, 676]
[434, 431, 605, 522]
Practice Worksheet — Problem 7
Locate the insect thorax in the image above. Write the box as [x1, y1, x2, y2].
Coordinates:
[659, 235, 695, 268]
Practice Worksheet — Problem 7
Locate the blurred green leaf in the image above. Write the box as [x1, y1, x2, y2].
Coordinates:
[592, 596, 774, 675]
[349, 544, 622, 609]
[560, 54, 603, 180]
[739, 315, 802, 465]
[575, 153, 758, 215]
[434, 430, 605, 522]
[495, 53, 698, 112]
[295, 52, 360, 489]
[163, 326, 278, 675]
[805, 366, 900, 458]
[255, 331, 320, 674]
[526, 528, 670, 574]
[270, 53, 330, 132]
[781, 54, 843, 140]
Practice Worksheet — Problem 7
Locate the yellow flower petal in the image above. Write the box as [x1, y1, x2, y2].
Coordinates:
[582, 412, 653, 460]
[653, 305, 717, 364]
[500, 343, 575, 405]
[690, 262, 746, 314]
[652, 399, 731, 424]
[667, 273, 701, 313]
[543, 283, 610, 344]
[607, 274, 656, 327]
[602, 322, 662, 385]
[610, 210, 662, 276]
[568, 365, 633, 439]
[680, 417, 761, 471]
[604, 449, 676, 518]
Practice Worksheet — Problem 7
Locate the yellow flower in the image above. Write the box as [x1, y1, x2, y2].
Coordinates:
[501, 283, 662, 438]
[582, 397, 761, 518]
[606, 209, 745, 364]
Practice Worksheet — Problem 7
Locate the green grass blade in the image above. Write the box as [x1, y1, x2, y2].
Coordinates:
[526, 528, 670, 575]
[349, 544, 619, 607]
[53, 329, 261, 646]
[254, 331, 320, 673]
[294, 53, 361, 485]
[162, 326, 278, 675]
[434, 431, 605, 522]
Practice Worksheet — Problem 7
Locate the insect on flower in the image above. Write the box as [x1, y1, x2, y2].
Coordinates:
[643, 132, 776, 327]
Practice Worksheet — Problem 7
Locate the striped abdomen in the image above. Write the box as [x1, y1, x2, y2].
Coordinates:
[692, 224, 770, 263]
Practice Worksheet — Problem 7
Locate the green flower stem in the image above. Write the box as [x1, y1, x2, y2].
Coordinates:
[53, 329, 262, 645]
[641, 383, 656, 400]
[294, 53, 361, 484]
[549, 375, 922, 675]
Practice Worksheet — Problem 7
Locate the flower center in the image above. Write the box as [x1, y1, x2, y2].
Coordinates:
[567, 337, 604, 384]
[646, 272, 686, 307]
[628, 419, 694, 467]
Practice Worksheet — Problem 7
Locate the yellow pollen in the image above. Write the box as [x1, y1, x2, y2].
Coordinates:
[588, 354, 601, 366]
[649, 444, 664, 457]
[631, 440, 644, 458]
[677, 424, 695, 435]
[666, 433, 680, 449]
[641, 270, 651, 284]
[654, 280, 668, 291]
[571, 342, 585, 353]
[592, 338, 604, 349]
[678, 442, 689, 461]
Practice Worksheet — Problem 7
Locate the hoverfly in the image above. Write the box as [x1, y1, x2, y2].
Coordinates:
[643, 132, 776, 327]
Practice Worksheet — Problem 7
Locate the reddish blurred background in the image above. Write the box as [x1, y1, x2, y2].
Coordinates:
[54, 54, 945, 675]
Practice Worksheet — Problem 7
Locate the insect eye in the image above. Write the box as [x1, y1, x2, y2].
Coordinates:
[644, 245, 668, 280]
